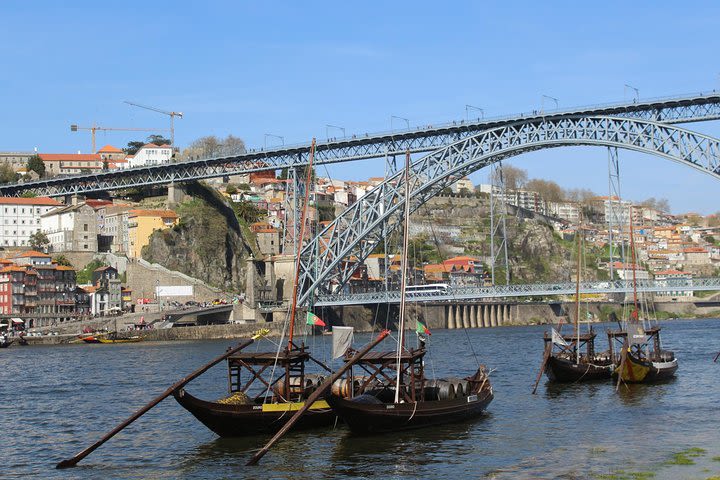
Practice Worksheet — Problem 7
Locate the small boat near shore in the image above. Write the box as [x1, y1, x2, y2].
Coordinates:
[80, 333, 142, 344]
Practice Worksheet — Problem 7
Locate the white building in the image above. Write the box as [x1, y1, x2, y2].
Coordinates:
[0, 197, 63, 247]
[548, 201, 581, 223]
[41, 203, 98, 252]
[127, 143, 173, 168]
[451, 177, 474, 194]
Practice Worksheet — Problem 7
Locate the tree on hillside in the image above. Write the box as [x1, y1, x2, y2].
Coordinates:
[492, 165, 527, 191]
[27, 154, 46, 178]
[640, 197, 670, 213]
[232, 200, 263, 224]
[147, 134, 171, 146]
[20, 191, 37, 198]
[124, 134, 173, 155]
[526, 178, 564, 203]
[0, 164, 18, 184]
[29, 231, 50, 250]
[52, 255, 73, 267]
[180, 135, 247, 160]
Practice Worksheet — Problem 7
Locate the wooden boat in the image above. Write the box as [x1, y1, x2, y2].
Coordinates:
[173, 139, 337, 437]
[0, 336, 13, 348]
[542, 330, 613, 382]
[326, 152, 493, 434]
[610, 207, 678, 385]
[173, 345, 335, 437]
[608, 327, 678, 383]
[326, 348, 493, 434]
[537, 226, 612, 388]
[80, 333, 142, 344]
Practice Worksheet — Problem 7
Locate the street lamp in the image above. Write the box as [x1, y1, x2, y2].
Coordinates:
[465, 105, 484, 121]
[541, 95, 559, 114]
[624, 84, 639, 102]
[264, 133, 284, 149]
[326, 124, 346, 139]
[390, 115, 410, 131]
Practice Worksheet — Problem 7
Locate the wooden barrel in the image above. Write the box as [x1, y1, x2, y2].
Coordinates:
[426, 379, 455, 400]
[331, 376, 364, 398]
[273, 376, 312, 398]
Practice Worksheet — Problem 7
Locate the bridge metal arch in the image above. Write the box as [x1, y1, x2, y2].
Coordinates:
[297, 115, 720, 306]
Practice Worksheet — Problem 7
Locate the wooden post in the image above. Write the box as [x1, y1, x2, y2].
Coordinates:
[532, 341, 552, 394]
[246, 329, 390, 466]
[56, 329, 269, 469]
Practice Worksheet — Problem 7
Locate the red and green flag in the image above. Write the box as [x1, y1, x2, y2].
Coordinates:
[306, 312, 326, 327]
[416, 320, 431, 336]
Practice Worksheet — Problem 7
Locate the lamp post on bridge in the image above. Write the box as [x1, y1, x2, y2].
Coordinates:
[264, 134, 285, 149]
[325, 124, 345, 140]
[624, 84, 639, 102]
[390, 115, 410, 132]
[465, 105, 484, 121]
[541, 95, 559, 114]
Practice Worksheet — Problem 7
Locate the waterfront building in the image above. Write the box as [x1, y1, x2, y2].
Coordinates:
[127, 143, 172, 168]
[0, 196, 63, 247]
[0, 254, 76, 316]
[451, 176, 474, 194]
[89, 266, 122, 315]
[41, 203, 98, 252]
[127, 209, 179, 258]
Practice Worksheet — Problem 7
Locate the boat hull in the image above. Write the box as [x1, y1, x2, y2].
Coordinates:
[614, 352, 678, 383]
[545, 356, 613, 383]
[326, 389, 493, 435]
[173, 389, 337, 437]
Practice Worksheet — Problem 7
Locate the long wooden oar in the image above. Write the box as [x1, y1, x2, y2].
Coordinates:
[56, 328, 269, 469]
[531, 341, 552, 394]
[246, 329, 390, 466]
[615, 341, 628, 392]
[714, 351, 720, 363]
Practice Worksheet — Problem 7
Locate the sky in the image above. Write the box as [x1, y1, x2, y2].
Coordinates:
[1, 1, 720, 214]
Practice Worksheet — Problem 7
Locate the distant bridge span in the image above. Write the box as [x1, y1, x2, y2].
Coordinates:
[313, 278, 720, 306]
[2, 93, 720, 197]
[297, 115, 720, 306]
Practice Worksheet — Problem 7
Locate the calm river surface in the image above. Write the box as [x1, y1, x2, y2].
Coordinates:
[2, 319, 720, 479]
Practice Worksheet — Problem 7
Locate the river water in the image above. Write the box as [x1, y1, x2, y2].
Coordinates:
[2, 319, 720, 479]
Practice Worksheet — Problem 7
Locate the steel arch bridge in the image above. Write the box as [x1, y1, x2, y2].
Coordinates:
[296, 115, 720, 306]
[2, 93, 720, 197]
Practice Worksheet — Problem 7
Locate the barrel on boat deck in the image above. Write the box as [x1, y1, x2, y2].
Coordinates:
[425, 379, 456, 400]
[447, 377, 469, 398]
[273, 376, 313, 398]
[331, 376, 365, 398]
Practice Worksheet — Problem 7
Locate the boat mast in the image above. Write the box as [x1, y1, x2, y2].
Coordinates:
[394, 151, 412, 404]
[575, 224, 582, 365]
[287, 139, 317, 350]
[629, 206, 639, 319]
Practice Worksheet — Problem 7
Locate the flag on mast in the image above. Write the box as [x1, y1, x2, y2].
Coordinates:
[416, 320, 431, 336]
[306, 312, 326, 327]
[551, 327, 569, 347]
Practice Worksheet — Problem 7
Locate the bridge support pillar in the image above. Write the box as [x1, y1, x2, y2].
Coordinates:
[470, 305, 478, 328]
[481, 305, 487, 328]
[491, 305, 498, 327]
[447, 305, 455, 329]
[462, 305, 470, 328]
[167, 182, 187, 208]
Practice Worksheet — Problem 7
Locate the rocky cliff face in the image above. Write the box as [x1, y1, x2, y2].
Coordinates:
[142, 182, 259, 292]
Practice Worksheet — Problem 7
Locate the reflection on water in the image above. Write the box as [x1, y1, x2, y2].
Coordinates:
[1, 320, 720, 479]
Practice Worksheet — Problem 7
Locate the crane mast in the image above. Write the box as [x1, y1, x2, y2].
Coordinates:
[124, 101, 183, 150]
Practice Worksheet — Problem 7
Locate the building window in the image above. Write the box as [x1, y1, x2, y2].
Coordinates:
[84, 224, 88, 231]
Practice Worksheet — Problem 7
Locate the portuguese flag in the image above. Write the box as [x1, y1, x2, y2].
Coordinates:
[306, 312, 326, 327]
[416, 320, 431, 336]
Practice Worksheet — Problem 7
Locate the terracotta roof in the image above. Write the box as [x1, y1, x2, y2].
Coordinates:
[684, 247, 708, 253]
[654, 269, 688, 275]
[97, 145, 123, 153]
[424, 264, 449, 273]
[256, 228, 278, 233]
[85, 199, 113, 208]
[39, 153, 100, 161]
[129, 209, 178, 218]
[0, 197, 62, 206]
[15, 250, 50, 258]
[55, 265, 75, 271]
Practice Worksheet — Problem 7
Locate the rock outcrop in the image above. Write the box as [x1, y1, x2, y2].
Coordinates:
[142, 182, 259, 292]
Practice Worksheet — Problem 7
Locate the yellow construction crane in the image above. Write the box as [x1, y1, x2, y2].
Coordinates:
[123, 101, 183, 148]
[69, 123, 169, 154]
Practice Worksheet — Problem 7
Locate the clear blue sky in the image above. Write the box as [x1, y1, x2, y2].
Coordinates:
[2, 1, 720, 214]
